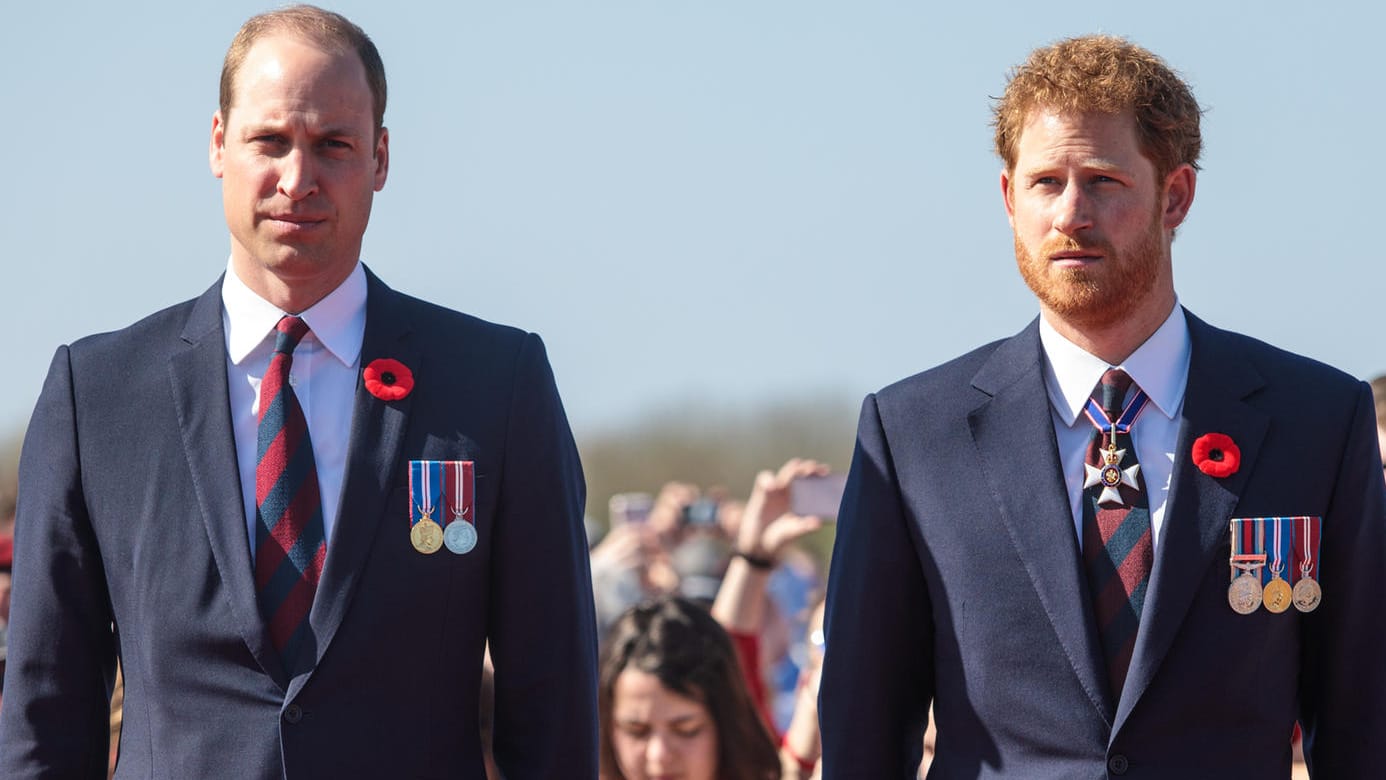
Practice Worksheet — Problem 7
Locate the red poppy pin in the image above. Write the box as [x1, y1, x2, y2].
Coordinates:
[1192, 432, 1240, 478]
[364, 358, 414, 401]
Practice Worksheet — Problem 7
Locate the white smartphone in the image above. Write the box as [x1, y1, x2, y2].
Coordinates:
[608, 492, 653, 527]
[789, 473, 848, 519]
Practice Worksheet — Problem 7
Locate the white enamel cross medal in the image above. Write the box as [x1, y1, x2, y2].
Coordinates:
[1084, 438, 1141, 505]
[1081, 379, 1150, 507]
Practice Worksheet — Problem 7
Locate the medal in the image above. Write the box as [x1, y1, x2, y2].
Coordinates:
[444, 520, 477, 554]
[1262, 518, 1292, 613]
[1292, 576, 1322, 612]
[1262, 577, 1292, 613]
[1228, 568, 1263, 615]
[442, 460, 476, 555]
[1081, 387, 1150, 506]
[410, 460, 444, 555]
[1292, 515, 1322, 613]
[411, 519, 443, 554]
[1228, 518, 1266, 614]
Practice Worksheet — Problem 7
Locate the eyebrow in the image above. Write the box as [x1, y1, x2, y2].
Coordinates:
[238, 121, 364, 140]
[615, 713, 704, 726]
[1023, 157, 1125, 172]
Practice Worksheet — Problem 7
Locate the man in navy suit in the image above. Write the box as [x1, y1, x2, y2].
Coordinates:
[820, 35, 1386, 778]
[0, 6, 598, 777]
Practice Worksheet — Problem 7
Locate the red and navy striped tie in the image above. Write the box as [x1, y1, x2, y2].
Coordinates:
[254, 316, 326, 660]
[1080, 368, 1152, 703]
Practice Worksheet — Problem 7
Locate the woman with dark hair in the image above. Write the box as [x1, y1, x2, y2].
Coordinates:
[600, 595, 779, 780]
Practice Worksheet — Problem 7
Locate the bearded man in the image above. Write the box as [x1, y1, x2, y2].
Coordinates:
[820, 35, 1386, 778]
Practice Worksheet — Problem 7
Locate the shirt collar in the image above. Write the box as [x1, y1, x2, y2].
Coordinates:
[1038, 302, 1191, 425]
[221, 260, 368, 367]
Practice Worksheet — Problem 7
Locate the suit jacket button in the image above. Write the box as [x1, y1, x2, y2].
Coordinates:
[284, 704, 303, 724]
[1107, 754, 1129, 775]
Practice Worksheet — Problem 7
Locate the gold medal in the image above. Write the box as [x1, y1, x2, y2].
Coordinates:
[1293, 576, 1322, 612]
[1228, 571, 1262, 614]
[410, 460, 444, 554]
[411, 518, 443, 554]
[1262, 576, 1292, 613]
[1259, 518, 1293, 613]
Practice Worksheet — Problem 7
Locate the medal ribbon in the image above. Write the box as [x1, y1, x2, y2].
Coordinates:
[1231, 519, 1246, 579]
[409, 460, 442, 527]
[445, 461, 474, 526]
[1292, 515, 1322, 582]
[1230, 518, 1266, 580]
[1082, 388, 1151, 441]
[1255, 519, 1267, 584]
[1269, 517, 1286, 579]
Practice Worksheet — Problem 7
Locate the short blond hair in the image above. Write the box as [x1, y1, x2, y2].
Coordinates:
[993, 35, 1202, 180]
[219, 4, 386, 137]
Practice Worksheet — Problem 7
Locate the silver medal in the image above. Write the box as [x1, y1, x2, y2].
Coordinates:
[445, 520, 477, 554]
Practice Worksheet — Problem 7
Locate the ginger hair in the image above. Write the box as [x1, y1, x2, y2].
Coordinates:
[993, 35, 1202, 180]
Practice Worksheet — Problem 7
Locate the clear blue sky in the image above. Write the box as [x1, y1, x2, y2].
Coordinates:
[3, 1, 1383, 441]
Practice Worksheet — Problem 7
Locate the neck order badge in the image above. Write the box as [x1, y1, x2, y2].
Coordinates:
[1081, 382, 1151, 506]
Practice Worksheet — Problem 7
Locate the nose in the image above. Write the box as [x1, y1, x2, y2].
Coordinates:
[277, 147, 318, 201]
[1051, 180, 1093, 236]
[645, 732, 677, 771]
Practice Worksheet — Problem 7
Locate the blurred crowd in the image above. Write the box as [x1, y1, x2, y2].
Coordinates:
[584, 457, 916, 780]
[0, 368, 1383, 779]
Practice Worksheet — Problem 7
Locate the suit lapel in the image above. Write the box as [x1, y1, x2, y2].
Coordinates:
[1114, 312, 1268, 731]
[969, 321, 1114, 725]
[168, 279, 288, 689]
[288, 270, 418, 694]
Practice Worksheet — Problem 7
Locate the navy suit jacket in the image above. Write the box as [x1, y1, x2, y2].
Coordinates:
[0, 270, 599, 778]
[820, 311, 1386, 778]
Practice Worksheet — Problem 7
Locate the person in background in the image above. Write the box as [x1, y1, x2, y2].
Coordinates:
[711, 458, 826, 732]
[0, 536, 9, 709]
[590, 483, 693, 637]
[778, 601, 824, 780]
[599, 596, 779, 780]
[1371, 374, 1386, 477]
[0, 434, 15, 709]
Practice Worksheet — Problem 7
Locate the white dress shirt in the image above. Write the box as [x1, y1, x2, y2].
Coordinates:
[222, 261, 367, 560]
[1039, 304, 1191, 554]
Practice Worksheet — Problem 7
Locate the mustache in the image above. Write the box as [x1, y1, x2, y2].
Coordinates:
[1040, 235, 1115, 257]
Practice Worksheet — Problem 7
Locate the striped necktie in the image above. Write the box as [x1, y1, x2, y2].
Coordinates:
[254, 315, 327, 660]
[1080, 368, 1152, 703]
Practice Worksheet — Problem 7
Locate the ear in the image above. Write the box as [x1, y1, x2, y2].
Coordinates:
[1161, 163, 1196, 230]
[1000, 169, 1016, 229]
[373, 127, 390, 192]
[209, 111, 227, 179]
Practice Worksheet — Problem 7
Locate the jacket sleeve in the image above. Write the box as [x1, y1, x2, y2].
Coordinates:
[819, 393, 933, 779]
[0, 346, 116, 778]
[486, 333, 599, 778]
[1299, 381, 1386, 774]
